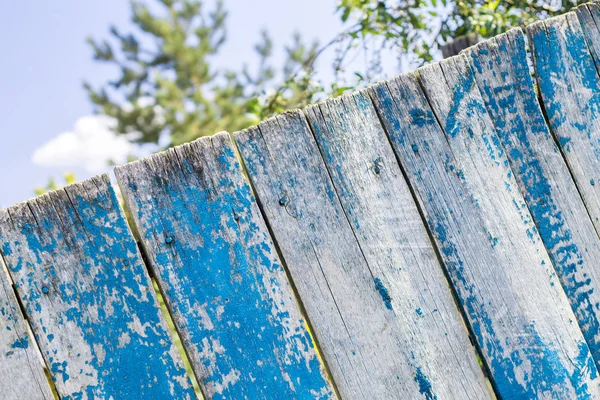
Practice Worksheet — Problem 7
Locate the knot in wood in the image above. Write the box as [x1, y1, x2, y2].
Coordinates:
[372, 157, 384, 175]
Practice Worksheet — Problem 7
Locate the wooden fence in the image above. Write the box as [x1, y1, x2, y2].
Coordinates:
[4, 3, 600, 399]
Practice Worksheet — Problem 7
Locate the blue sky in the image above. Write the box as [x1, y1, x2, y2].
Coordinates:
[0, 1, 367, 207]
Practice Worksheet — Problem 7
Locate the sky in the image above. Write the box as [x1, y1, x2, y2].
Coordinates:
[0, 1, 364, 207]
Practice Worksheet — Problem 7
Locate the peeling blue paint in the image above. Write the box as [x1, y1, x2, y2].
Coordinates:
[371, 52, 600, 398]
[10, 337, 28, 349]
[531, 21, 600, 138]
[414, 366, 437, 400]
[119, 138, 333, 399]
[374, 278, 393, 310]
[559, 136, 572, 150]
[472, 28, 600, 377]
[0, 177, 195, 399]
[410, 108, 435, 127]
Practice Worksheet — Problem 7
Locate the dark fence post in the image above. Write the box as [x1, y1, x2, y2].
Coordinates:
[441, 33, 479, 58]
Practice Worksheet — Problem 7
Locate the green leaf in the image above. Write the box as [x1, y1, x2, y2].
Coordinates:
[341, 7, 351, 22]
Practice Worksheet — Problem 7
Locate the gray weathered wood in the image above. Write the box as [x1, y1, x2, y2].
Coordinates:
[235, 113, 404, 399]
[0, 175, 195, 399]
[369, 54, 600, 398]
[115, 132, 335, 400]
[303, 92, 491, 399]
[468, 25, 600, 371]
[234, 109, 488, 399]
[576, 3, 600, 68]
[441, 33, 480, 59]
[0, 257, 53, 400]
[529, 11, 600, 235]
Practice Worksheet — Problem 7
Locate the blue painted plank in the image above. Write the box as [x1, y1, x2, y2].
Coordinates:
[304, 93, 491, 399]
[369, 54, 600, 398]
[576, 3, 600, 69]
[469, 23, 600, 373]
[0, 175, 195, 399]
[115, 133, 334, 400]
[528, 10, 600, 234]
[235, 110, 484, 399]
[0, 257, 54, 399]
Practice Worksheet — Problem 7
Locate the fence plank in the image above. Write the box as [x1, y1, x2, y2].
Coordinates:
[0, 175, 195, 399]
[235, 109, 484, 399]
[303, 93, 491, 399]
[529, 11, 600, 236]
[576, 3, 600, 68]
[369, 55, 600, 398]
[236, 113, 400, 399]
[468, 25, 600, 371]
[441, 33, 479, 59]
[115, 133, 335, 400]
[0, 257, 53, 399]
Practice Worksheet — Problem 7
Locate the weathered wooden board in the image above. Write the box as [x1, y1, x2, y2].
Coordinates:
[234, 109, 486, 399]
[576, 3, 600, 69]
[0, 175, 195, 399]
[441, 33, 479, 59]
[468, 26, 600, 370]
[369, 55, 600, 398]
[303, 93, 491, 399]
[115, 133, 334, 400]
[0, 257, 53, 399]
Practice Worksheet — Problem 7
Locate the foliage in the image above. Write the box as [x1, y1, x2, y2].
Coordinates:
[336, 0, 583, 66]
[36, 0, 585, 195]
[85, 0, 324, 147]
[86, 0, 585, 150]
[34, 173, 77, 196]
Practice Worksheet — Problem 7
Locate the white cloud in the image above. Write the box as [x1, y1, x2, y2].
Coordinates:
[32, 115, 136, 173]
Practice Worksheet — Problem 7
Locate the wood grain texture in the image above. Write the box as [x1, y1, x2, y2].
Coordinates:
[441, 33, 479, 59]
[0, 175, 195, 400]
[369, 55, 600, 398]
[303, 92, 491, 399]
[0, 257, 53, 399]
[468, 26, 600, 371]
[115, 132, 334, 400]
[576, 3, 600, 69]
[235, 110, 475, 399]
